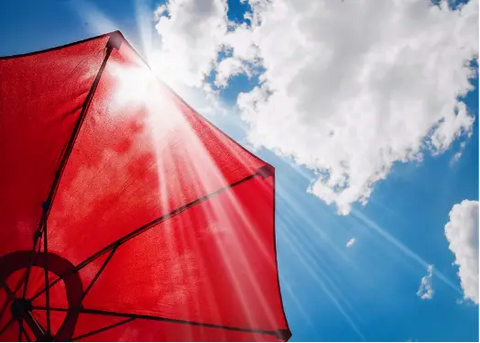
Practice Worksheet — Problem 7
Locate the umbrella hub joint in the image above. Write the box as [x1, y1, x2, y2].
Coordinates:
[10, 298, 32, 319]
[10, 298, 53, 341]
[2, 251, 83, 341]
[36, 333, 54, 342]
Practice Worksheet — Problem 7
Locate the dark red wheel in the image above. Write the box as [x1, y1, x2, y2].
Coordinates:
[0, 251, 83, 341]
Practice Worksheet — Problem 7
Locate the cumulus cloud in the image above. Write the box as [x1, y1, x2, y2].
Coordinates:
[346, 237, 356, 248]
[417, 264, 434, 300]
[236, 0, 478, 214]
[151, 0, 478, 214]
[445, 200, 479, 304]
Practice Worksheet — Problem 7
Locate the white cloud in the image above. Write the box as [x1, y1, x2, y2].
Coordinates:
[445, 200, 479, 304]
[417, 264, 434, 300]
[152, 0, 228, 88]
[223, 23, 258, 61]
[450, 141, 467, 166]
[346, 237, 356, 248]
[214, 57, 250, 88]
[150, 0, 478, 215]
[235, 0, 478, 214]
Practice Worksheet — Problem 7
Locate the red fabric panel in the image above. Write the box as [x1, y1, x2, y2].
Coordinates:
[0, 36, 109, 257]
[80, 175, 287, 340]
[0, 320, 18, 342]
[0, 32, 288, 342]
[47, 41, 265, 266]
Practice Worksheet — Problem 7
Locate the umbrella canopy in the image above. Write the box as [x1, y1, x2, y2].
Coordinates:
[0, 31, 291, 341]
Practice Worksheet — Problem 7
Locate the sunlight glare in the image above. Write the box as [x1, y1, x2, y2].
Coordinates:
[110, 62, 155, 106]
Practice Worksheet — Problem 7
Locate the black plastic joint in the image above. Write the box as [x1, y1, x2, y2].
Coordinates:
[275, 329, 292, 341]
[42, 200, 51, 212]
[257, 164, 275, 179]
[107, 31, 123, 50]
[36, 333, 54, 342]
[34, 229, 42, 240]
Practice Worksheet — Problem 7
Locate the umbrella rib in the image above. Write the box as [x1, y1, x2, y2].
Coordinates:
[32, 306, 280, 337]
[35, 42, 115, 228]
[22, 38, 117, 305]
[29, 172, 260, 302]
[70, 317, 135, 341]
[43, 223, 51, 335]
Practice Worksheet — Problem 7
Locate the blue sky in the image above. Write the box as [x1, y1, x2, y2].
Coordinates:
[0, 0, 478, 341]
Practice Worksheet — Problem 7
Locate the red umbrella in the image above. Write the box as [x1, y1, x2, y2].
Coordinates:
[0, 31, 291, 341]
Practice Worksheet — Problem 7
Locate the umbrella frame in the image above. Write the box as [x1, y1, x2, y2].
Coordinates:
[0, 31, 291, 342]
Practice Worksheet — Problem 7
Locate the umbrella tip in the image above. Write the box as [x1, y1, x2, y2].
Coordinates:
[257, 164, 275, 179]
[275, 329, 292, 341]
[107, 31, 123, 50]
